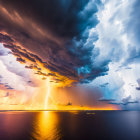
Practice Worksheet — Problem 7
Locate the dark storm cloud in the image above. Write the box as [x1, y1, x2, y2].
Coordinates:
[0, 33, 13, 44]
[4, 84, 14, 90]
[0, 0, 107, 83]
[0, 0, 97, 38]
[25, 65, 41, 71]
[35, 71, 48, 77]
[98, 97, 115, 102]
[3, 44, 37, 63]
[99, 82, 109, 88]
[0, 82, 14, 90]
[109, 95, 139, 105]
[136, 79, 140, 90]
[112, 100, 139, 105]
[16, 57, 26, 63]
[137, 79, 140, 87]
[136, 87, 140, 90]
[26, 80, 38, 87]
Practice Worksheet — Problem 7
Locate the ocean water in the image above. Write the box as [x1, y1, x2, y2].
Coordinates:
[0, 111, 140, 140]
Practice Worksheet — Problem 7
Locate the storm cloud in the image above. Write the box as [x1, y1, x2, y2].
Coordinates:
[109, 95, 139, 105]
[0, 0, 107, 83]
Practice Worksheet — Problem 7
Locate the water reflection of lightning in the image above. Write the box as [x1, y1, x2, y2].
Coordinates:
[44, 78, 50, 110]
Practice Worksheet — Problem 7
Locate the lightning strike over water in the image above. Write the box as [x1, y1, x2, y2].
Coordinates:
[44, 78, 51, 110]
[0, 0, 140, 139]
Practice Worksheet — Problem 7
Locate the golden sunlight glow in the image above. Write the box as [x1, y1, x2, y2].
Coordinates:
[0, 40, 120, 111]
[32, 111, 61, 140]
[47, 105, 119, 111]
[44, 78, 51, 110]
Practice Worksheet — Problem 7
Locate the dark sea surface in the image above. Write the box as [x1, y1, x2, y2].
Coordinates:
[0, 111, 140, 140]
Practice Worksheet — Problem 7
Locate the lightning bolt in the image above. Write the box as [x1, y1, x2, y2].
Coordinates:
[44, 78, 50, 110]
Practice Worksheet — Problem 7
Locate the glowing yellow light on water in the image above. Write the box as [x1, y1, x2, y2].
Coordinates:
[32, 111, 61, 140]
[44, 78, 50, 110]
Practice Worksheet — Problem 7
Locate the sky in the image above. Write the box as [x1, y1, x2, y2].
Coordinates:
[0, 0, 139, 110]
